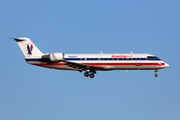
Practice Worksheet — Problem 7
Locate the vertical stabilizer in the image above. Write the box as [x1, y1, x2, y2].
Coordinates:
[10, 37, 43, 57]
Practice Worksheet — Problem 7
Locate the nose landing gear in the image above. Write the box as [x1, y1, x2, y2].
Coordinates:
[154, 69, 158, 77]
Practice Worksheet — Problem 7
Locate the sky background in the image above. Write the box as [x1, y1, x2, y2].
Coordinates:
[0, 0, 180, 120]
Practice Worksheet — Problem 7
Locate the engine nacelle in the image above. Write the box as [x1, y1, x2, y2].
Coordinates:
[50, 52, 64, 61]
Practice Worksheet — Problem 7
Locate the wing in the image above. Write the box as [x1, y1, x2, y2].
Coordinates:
[63, 60, 105, 71]
[49, 51, 105, 71]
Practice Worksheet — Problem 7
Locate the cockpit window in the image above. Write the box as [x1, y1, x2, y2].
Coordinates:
[147, 56, 159, 59]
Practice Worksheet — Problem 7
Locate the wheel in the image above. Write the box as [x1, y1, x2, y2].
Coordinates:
[89, 74, 94, 78]
[154, 74, 158, 77]
[84, 72, 89, 77]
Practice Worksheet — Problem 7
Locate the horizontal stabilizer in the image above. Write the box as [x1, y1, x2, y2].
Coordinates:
[8, 37, 26, 42]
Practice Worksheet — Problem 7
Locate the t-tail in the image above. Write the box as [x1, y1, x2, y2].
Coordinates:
[9, 37, 44, 57]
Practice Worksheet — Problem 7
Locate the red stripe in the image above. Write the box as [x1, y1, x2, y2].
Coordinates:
[32, 62, 165, 66]
[82, 63, 165, 66]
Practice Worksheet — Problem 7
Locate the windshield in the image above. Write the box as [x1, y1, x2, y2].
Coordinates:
[147, 56, 160, 60]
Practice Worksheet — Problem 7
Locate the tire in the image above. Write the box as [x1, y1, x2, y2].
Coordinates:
[154, 74, 158, 77]
[89, 74, 94, 78]
[84, 72, 89, 77]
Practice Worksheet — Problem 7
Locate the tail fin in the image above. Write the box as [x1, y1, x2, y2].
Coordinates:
[9, 37, 44, 57]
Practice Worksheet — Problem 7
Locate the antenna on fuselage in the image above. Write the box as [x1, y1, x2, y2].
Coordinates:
[100, 51, 103, 54]
[130, 51, 133, 54]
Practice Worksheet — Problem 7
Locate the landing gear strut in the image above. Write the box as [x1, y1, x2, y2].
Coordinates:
[154, 69, 158, 77]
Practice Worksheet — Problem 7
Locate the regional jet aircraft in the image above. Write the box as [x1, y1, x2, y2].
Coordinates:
[10, 37, 169, 78]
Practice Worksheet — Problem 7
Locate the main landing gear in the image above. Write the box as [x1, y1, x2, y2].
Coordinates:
[154, 69, 158, 77]
[84, 71, 96, 78]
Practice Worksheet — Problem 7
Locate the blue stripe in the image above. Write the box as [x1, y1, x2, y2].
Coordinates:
[27, 44, 32, 55]
[25, 58, 161, 61]
[26, 58, 40, 61]
[64, 58, 161, 61]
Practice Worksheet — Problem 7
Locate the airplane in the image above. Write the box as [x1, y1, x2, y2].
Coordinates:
[10, 37, 169, 78]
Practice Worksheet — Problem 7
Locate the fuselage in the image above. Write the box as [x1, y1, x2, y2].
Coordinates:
[25, 53, 169, 71]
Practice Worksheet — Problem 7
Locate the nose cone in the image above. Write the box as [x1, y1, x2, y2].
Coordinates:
[165, 63, 169, 68]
